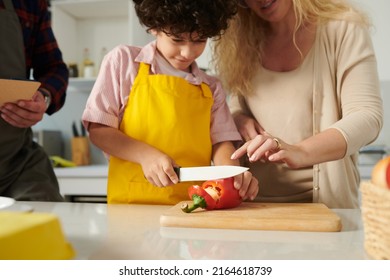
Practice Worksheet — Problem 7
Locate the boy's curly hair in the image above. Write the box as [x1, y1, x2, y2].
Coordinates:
[132, 0, 238, 39]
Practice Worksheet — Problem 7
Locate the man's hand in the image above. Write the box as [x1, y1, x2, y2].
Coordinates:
[0, 91, 47, 128]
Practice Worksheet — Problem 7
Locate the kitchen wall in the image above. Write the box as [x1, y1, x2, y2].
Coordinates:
[352, 0, 390, 81]
[376, 81, 390, 147]
[33, 0, 390, 165]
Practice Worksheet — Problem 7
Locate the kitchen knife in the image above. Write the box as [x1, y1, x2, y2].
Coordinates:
[72, 121, 79, 137]
[173, 165, 249, 182]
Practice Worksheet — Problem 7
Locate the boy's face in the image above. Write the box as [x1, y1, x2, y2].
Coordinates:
[155, 31, 208, 72]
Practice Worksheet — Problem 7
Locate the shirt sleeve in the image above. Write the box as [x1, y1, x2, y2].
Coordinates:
[208, 76, 242, 144]
[28, 0, 69, 115]
[82, 45, 139, 130]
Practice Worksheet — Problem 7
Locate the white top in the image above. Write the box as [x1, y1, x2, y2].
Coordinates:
[245, 46, 315, 202]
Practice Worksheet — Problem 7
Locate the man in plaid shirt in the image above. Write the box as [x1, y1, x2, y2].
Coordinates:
[0, 0, 69, 201]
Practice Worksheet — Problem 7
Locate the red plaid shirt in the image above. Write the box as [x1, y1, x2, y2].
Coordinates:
[0, 0, 68, 114]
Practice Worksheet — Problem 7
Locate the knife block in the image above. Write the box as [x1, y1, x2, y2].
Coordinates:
[71, 137, 90, 166]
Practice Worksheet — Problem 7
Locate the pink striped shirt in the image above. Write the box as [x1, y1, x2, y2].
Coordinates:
[82, 41, 241, 145]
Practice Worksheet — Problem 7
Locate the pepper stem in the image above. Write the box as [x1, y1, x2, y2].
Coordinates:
[181, 194, 207, 213]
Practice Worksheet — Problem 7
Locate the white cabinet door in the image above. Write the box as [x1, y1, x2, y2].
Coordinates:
[51, 0, 153, 76]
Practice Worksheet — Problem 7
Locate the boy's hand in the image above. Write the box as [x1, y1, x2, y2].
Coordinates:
[140, 151, 179, 187]
[233, 171, 259, 200]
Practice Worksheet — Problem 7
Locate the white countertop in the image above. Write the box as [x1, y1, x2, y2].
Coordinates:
[14, 201, 370, 260]
[54, 165, 108, 178]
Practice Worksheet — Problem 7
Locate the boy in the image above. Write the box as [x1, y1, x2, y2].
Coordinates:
[82, 0, 258, 204]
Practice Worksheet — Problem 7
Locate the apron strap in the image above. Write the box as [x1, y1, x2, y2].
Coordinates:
[200, 82, 213, 98]
[138, 62, 150, 77]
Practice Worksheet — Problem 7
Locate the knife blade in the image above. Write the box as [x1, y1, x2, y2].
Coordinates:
[174, 165, 249, 182]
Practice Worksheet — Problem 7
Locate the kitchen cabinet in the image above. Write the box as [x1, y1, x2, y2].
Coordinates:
[67, 77, 95, 92]
[54, 165, 108, 202]
[51, 0, 153, 78]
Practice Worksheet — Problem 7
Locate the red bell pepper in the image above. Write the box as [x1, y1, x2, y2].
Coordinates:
[181, 177, 242, 213]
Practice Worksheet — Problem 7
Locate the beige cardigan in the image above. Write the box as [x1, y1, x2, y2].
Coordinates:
[230, 19, 383, 208]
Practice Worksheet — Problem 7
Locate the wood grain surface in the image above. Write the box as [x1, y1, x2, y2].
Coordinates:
[160, 202, 342, 232]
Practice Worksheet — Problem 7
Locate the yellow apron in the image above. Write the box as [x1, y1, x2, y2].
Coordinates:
[107, 63, 213, 204]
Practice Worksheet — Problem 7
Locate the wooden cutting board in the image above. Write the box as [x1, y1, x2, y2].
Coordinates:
[160, 202, 342, 232]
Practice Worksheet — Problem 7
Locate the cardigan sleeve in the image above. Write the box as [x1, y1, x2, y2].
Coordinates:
[326, 21, 383, 155]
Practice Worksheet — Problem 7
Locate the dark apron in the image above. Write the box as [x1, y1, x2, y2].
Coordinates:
[0, 0, 63, 201]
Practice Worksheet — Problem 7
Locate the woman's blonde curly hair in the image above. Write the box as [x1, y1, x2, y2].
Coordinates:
[212, 0, 370, 97]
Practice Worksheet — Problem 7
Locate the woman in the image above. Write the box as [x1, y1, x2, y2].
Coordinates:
[213, 0, 383, 208]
